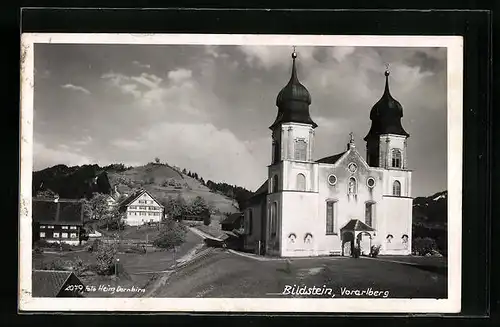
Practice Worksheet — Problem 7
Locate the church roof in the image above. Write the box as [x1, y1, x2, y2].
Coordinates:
[270, 51, 317, 129]
[315, 151, 347, 164]
[341, 219, 375, 232]
[254, 180, 268, 195]
[364, 70, 409, 141]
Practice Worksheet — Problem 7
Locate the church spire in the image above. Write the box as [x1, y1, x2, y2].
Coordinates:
[363, 65, 409, 141]
[271, 47, 317, 129]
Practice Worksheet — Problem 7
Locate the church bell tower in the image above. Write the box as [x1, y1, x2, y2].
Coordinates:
[364, 67, 410, 171]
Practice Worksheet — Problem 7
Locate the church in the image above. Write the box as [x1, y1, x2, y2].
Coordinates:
[242, 50, 413, 257]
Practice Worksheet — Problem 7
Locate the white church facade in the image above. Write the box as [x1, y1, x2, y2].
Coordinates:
[243, 51, 413, 257]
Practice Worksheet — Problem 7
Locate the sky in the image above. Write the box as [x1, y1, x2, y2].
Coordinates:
[32, 43, 447, 197]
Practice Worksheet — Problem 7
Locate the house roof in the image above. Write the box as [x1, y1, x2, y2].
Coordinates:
[32, 198, 84, 226]
[341, 219, 375, 232]
[32, 270, 79, 297]
[117, 189, 164, 209]
[221, 212, 243, 225]
[316, 151, 347, 164]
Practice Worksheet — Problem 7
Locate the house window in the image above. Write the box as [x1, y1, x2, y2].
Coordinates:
[294, 139, 307, 161]
[70, 233, 77, 238]
[62, 226, 68, 229]
[270, 202, 278, 237]
[47, 225, 54, 229]
[61, 233, 68, 238]
[39, 232, 45, 238]
[40, 225, 46, 229]
[326, 200, 337, 235]
[140, 212, 146, 216]
[393, 180, 401, 196]
[248, 209, 253, 236]
[391, 149, 402, 168]
[348, 177, 357, 194]
[53, 232, 60, 238]
[365, 202, 375, 227]
[272, 175, 279, 193]
[296, 173, 306, 191]
[70, 226, 77, 230]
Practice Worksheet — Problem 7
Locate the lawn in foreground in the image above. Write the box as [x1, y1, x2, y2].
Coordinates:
[156, 250, 447, 299]
[32, 229, 203, 297]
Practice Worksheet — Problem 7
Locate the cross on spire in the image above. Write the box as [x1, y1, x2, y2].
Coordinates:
[292, 45, 297, 59]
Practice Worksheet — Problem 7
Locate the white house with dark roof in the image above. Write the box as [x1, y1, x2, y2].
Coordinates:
[242, 51, 413, 257]
[117, 189, 164, 226]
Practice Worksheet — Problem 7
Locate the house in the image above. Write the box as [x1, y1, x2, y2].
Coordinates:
[221, 213, 244, 232]
[32, 270, 86, 297]
[242, 51, 412, 257]
[32, 197, 85, 245]
[117, 189, 164, 226]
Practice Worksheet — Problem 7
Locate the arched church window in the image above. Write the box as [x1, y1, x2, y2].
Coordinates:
[391, 149, 402, 168]
[392, 180, 401, 196]
[402, 234, 409, 249]
[270, 202, 278, 237]
[348, 177, 357, 194]
[386, 234, 394, 243]
[365, 202, 375, 227]
[272, 141, 280, 164]
[272, 175, 279, 193]
[296, 173, 306, 191]
[294, 139, 307, 161]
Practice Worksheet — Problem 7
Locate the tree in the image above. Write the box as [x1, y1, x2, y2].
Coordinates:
[162, 194, 187, 221]
[199, 177, 205, 185]
[153, 218, 187, 250]
[182, 168, 187, 174]
[82, 193, 123, 230]
[94, 242, 118, 275]
[193, 172, 199, 180]
[188, 196, 211, 221]
[154, 157, 160, 164]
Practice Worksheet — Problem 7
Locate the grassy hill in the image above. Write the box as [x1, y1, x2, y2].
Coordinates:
[33, 162, 243, 216]
[107, 162, 240, 215]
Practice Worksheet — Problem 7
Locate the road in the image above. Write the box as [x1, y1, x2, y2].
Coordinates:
[154, 249, 448, 299]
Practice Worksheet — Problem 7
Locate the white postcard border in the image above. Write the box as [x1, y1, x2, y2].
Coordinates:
[19, 33, 463, 313]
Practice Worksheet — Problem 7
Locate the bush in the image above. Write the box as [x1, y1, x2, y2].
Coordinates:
[370, 244, 381, 258]
[412, 237, 438, 256]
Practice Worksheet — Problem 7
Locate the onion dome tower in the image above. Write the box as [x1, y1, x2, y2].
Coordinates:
[270, 50, 317, 129]
[364, 67, 410, 169]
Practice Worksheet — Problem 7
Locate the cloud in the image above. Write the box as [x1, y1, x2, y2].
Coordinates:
[238, 45, 316, 69]
[101, 69, 207, 118]
[329, 46, 356, 62]
[167, 68, 192, 83]
[33, 141, 93, 170]
[109, 122, 264, 190]
[74, 135, 93, 146]
[61, 83, 90, 95]
[132, 60, 151, 69]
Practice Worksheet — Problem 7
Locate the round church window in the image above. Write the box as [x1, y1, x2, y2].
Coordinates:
[367, 177, 376, 188]
[348, 162, 357, 173]
[327, 174, 337, 186]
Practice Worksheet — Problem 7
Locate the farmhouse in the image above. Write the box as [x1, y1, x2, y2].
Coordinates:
[117, 189, 164, 226]
[242, 51, 413, 257]
[32, 197, 85, 245]
[32, 270, 86, 297]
